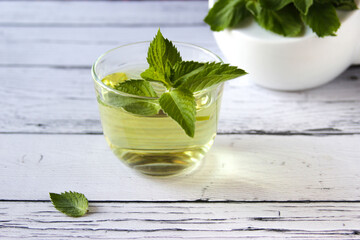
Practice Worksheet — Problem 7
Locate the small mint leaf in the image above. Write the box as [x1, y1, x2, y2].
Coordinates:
[259, 0, 292, 10]
[159, 89, 196, 137]
[248, 3, 304, 37]
[293, 0, 313, 14]
[178, 62, 247, 92]
[114, 79, 158, 98]
[303, 3, 340, 37]
[204, 0, 250, 31]
[49, 191, 88, 217]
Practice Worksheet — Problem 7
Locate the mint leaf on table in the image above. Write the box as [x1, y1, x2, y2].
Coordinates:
[142, 29, 182, 88]
[293, 0, 313, 14]
[247, 2, 303, 37]
[177, 62, 247, 92]
[303, 3, 340, 37]
[159, 89, 196, 138]
[49, 191, 88, 217]
[204, 0, 250, 31]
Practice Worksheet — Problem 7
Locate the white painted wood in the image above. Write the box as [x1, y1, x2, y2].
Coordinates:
[0, 134, 359, 201]
[0, 26, 221, 66]
[1, 201, 360, 239]
[0, 1, 207, 26]
[0, 66, 359, 134]
[0, 1, 359, 238]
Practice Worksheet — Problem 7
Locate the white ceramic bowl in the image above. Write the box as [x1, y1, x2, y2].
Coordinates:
[209, 0, 360, 91]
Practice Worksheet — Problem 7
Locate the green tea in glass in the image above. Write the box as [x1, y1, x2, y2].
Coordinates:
[92, 30, 246, 176]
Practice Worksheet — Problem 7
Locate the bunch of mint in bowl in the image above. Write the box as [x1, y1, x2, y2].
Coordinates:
[205, 0, 358, 37]
[92, 30, 247, 176]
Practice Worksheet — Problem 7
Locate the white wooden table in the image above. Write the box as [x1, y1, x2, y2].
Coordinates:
[1, 1, 360, 239]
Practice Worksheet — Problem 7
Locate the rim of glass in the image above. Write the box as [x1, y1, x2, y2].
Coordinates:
[92, 41, 223, 100]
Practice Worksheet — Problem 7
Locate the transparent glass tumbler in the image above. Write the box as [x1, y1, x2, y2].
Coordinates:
[92, 42, 224, 176]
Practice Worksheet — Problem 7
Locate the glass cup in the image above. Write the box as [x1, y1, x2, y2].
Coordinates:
[92, 42, 224, 176]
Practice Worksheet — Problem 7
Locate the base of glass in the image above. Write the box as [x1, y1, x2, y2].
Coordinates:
[115, 147, 208, 177]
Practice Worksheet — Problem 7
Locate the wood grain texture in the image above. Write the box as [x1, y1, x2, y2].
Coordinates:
[0, 66, 359, 134]
[0, 1, 207, 26]
[1, 201, 360, 239]
[0, 26, 220, 66]
[1, 134, 359, 201]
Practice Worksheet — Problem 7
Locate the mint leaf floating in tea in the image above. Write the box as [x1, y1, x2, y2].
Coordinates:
[115, 79, 158, 98]
[175, 62, 247, 92]
[205, 0, 358, 37]
[172, 61, 206, 87]
[101, 29, 247, 137]
[114, 79, 160, 116]
[49, 191, 88, 217]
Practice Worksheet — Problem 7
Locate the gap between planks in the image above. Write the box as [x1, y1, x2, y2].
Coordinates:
[1, 202, 360, 239]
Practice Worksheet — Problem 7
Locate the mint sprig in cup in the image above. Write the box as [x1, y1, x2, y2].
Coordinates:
[92, 30, 247, 176]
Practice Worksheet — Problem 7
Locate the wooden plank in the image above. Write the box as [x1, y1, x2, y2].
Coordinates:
[0, 66, 359, 134]
[1, 201, 360, 239]
[0, 1, 207, 26]
[0, 134, 359, 201]
[0, 26, 220, 66]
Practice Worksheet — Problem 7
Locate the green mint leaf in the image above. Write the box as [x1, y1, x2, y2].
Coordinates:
[247, 3, 303, 37]
[103, 79, 160, 116]
[172, 61, 206, 87]
[114, 79, 158, 98]
[204, 0, 250, 31]
[100, 93, 160, 116]
[246, 1, 262, 15]
[303, 3, 340, 37]
[123, 102, 160, 116]
[332, 0, 358, 10]
[159, 89, 196, 138]
[145, 29, 182, 86]
[259, 0, 292, 10]
[141, 67, 167, 83]
[293, 0, 313, 14]
[178, 62, 247, 93]
[49, 191, 88, 217]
